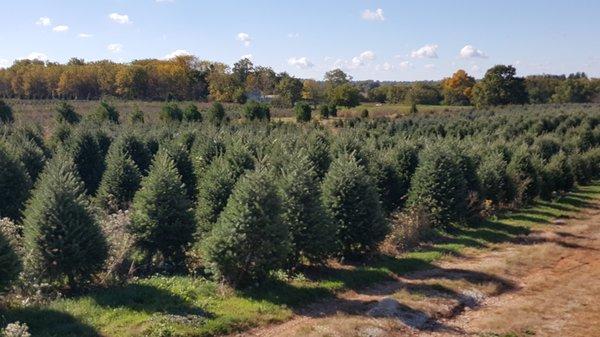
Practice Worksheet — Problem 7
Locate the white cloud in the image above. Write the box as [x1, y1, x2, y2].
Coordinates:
[36, 17, 51, 26]
[361, 8, 385, 21]
[399, 61, 412, 69]
[376, 62, 393, 71]
[236, 32, 251, 47]
[241, 54, 253, 60]
[108, 13, 131, 24]
[351, 50, 376, 68]
[460, 45, 487, 58]
[287, 33, 300, 38]
[78, 33, 93, 38]
[288, 56, 313, 69]
[107, 43, 123, 53]
[26, 52, 48, 61]
[164, 49, 191, 59]
[411, 44, 438, 58]
[52, 25, 69, 32]
[0, 59, 10, 69]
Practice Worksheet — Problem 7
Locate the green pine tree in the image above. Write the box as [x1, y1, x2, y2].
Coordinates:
[96, 148, 142, 213]
[278, 154, 334, 265]
[0, 142, 31, 220]
[64, 127, 106, 194]
[0, 231, 20, 292]
[22, 153, 107, 288]
[202, 168, 289, 285]
[321, 154, 387, 257]
[129, 151, 195, 265]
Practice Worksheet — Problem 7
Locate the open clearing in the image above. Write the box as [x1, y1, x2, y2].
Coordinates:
[232, 188, 600, 337]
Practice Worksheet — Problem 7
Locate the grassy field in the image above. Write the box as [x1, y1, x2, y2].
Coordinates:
[3, 183, 599, 337]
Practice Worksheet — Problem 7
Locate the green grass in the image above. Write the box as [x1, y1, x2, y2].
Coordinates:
[2, 183, 599, 337]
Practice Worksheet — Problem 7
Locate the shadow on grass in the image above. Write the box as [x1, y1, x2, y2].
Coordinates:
[88, 283, 211, 317]
[0, 308, 101, 337]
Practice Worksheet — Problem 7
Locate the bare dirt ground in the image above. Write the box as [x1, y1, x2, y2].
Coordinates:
[233, 201, 600, 337]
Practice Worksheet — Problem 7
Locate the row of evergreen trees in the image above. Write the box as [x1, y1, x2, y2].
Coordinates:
[1, 102, 600, 291]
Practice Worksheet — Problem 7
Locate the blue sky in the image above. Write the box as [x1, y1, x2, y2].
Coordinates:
[1, 0, 599, 80]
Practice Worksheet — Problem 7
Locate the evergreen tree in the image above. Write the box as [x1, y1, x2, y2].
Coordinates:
[110, 133, 152, 173]
[129, 105, 145, 124]
[183, 103, 203, 122]
[195, 152, 252, 235]
[206, 102, 226, 126]
[161, 140, 196, 200]
[389, 143, 419, 207]
[477, 151, 512, 204]
[294, 102, 312, 123]
[321, 154, 387, 257]
[202, 168, 289, 285]
[0, 142, 31, 220]
[507, 146, 540, 204]
[89, 101, 120, 124]
[0, 99, 14, 124]
[278, 155, 334, 265]
[64, 128, 106, 194]
[407, 145, 468, 227]
[160, 102, 183, 122]
[22, 154, 107, 288]
[55, 102, 80, 125]
[6, 136, 46, 182]
[129, 151, 195, 264]
[0, 231, 20, 292]
[96, 148, 142, 213]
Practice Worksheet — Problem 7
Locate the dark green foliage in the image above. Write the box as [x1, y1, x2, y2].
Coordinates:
[162, 141, 196, 200]
[129, 151, 195, 264]
[539, 152, 574, 199]
[534, 135, 561, 161]
[243, 101, 270, 121]
[410, 102, 418, 114]
[206, 102, 225, 125]
[321, 154, 387, 257]
[110, 134, 152, 173]
[294, 102, 312, 123]
[389, 144, 419, 206]
[366, 151, 404, 214]
[195, 147, 254, 235]
[507, 147, 540, 204]
[5, 135, 46, 182]
[49, 122, 72, 149]
[0, 231, 20, 292]
[190, 137, 225, 173]
[0, 142, 32, 220]
[64, 128, 106, 194]
[328, 104, 338, 117]
[202, 168, 289, 285]
[129, 105, 144, 124]
[360, 109, 369, 118]
[407, 145, 468, 226]
[22, 154, 107, 287]
[278, 155, 334, 265]
[318, 105, 330, 119]
[183, 103, 202, 122]
[0, 99, 14, 124]
[160, 102, 183, 122]
[471, 65, 528, 107]
[305, 133, 331, 179]
[477, 151, 512, 204]
[96, 148, 142, 213]
[571, 152, 594, 185]
[90, 101, 120, 124]
[55, 102, 80, 124]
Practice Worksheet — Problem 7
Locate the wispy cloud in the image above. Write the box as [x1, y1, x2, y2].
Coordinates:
[52, 25, 69, 32]
[362, 8, 385, 21]
[108, 13, 131, 24]
[26, 52, 48, 61]
[78, 33, 93, 38]
[36, 17, 51, 26]
[107, 43, 123, 53]
[288, 56, 313, 69]
[236, 32, 251, 47]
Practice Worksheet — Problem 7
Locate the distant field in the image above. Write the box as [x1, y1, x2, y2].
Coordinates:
[6, 99, 472, 129]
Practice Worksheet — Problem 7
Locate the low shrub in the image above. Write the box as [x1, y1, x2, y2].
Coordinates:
[294, 102, 312, 123]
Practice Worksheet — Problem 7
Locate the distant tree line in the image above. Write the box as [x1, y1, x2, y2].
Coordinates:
[1, 56, 599, 108]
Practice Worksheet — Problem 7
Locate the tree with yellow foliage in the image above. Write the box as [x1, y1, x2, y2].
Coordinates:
[441, 69, 476, 106]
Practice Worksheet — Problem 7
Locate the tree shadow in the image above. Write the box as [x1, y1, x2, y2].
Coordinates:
[86, 283, 211, 317]
[0, 308, 101, 337]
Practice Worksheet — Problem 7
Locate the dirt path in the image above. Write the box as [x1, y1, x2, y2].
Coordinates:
[232, 201, 600, 337]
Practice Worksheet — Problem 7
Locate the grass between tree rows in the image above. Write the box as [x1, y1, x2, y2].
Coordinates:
[2, 183, 599, 337]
